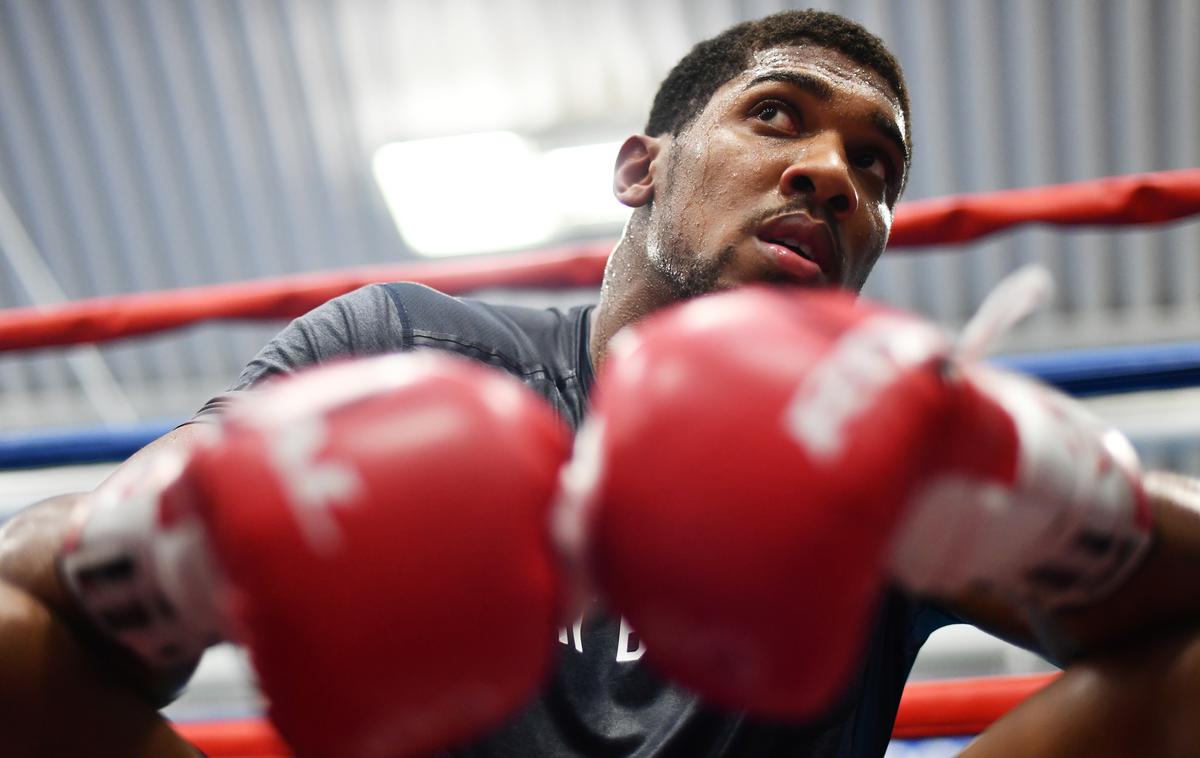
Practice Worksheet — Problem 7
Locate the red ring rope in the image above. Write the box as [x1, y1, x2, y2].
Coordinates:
[890, 672, 1057, 739]
[1, 168, 1197, 352]
[887, 167, 1200, 246]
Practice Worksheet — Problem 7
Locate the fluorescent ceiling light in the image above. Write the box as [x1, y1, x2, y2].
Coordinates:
[373, 133, 629, 257]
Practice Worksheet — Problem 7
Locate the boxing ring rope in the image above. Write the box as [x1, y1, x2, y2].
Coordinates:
[0, 168, 1196, 352]
[1, 339, 1198, 470]
[889, 673, 1055, 740]
[1, 169, 1197, 755]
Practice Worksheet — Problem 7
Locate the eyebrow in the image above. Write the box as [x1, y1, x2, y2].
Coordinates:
[741, 71, 911, 169]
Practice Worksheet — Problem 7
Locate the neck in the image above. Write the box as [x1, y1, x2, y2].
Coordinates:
[588, 228, 681, 372]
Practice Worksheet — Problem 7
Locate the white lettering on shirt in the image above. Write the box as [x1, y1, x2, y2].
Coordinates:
[616, 617, 646, 662]
[557, 612, 646, 662]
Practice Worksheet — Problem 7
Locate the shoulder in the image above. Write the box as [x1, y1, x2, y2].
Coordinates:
[385, 283, 576, 374]
[197, 284, 587, 415]
[244, 283, 409, 375]
[383, 281, 565, 331]
[190, 284, 406, 418]
[264, 281, 576, 371]
[369, 284, 594, 427]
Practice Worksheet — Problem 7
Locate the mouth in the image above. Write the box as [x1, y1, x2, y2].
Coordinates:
[754, 213, 840, 285]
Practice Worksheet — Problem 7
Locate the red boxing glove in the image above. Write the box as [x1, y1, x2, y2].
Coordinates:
[63, 353, 571, 758]
[559, 286, 953, 719]
[564, 282, 1151, 720]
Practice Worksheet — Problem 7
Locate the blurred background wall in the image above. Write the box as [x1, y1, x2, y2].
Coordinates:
[0, 0, 1196, 433]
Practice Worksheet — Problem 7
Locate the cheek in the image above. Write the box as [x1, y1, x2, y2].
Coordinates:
[857, 198, 891, 245]
[696, 146, 782, 238]
[846, 201, 891, 277]
[669, 137, 759, 236]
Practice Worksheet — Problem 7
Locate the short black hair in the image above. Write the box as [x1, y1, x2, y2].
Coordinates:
[646, 10, 911, 166]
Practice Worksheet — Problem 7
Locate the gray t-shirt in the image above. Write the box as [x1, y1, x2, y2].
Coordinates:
[193, 282, 955, 758]
[195, 282, 594, 425]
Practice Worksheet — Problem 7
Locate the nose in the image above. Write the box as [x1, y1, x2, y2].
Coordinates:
[778, 132, 859, 218]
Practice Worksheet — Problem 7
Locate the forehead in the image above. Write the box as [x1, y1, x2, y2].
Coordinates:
[705, 44, 905, 133]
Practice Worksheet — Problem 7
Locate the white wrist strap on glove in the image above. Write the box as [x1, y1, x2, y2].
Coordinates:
[891, 364, 1152, 609]
[59, 450, 224, 668]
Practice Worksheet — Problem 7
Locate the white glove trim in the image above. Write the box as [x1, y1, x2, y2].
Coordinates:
[59, 450, 224, 668]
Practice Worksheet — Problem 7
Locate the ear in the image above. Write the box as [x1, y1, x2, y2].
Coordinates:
[613, 135, 663, 208]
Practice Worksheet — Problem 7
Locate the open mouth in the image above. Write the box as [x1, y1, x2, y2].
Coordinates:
[763, 236, 816, 262]
[754, 213, 839, 283]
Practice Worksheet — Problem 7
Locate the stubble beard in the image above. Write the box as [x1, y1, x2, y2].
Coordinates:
[639, 146, 739, 301]
[646, 233, 738, 300]
[643, 170, 818, 300]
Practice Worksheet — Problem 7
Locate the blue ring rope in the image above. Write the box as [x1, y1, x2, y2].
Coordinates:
[0, 420, 179, 469]
[995, 341, 1200, 397]
[2, 341, 1198, 470]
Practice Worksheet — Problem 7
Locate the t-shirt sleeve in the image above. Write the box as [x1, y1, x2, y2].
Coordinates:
[189, 284, 408, 422]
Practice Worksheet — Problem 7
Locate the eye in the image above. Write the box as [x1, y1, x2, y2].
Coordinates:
[851, 150, 890, 184]
[749, 100, 798, 132]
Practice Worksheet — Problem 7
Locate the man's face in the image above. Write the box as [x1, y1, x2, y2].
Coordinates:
[641, 45, 908, 295]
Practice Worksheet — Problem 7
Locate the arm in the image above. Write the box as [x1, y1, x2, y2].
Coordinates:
[0, 581, 200, 758]
[0, 426, 206, 758]
[947, 475, 1200, 758]
[949, 470, 1200, 660]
